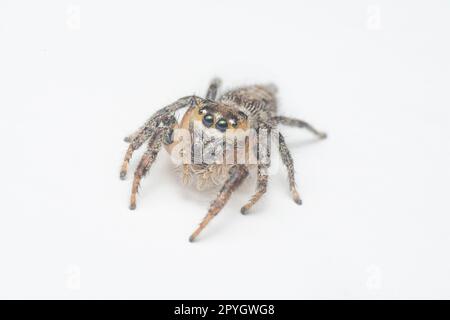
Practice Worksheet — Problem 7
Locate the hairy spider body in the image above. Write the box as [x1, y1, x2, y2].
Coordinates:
[120, 78, 327, 242]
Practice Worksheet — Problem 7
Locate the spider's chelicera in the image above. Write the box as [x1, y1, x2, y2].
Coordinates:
[120, 78, 327, 242]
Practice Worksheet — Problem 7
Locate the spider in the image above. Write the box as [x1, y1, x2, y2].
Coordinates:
[120, 78, 327, 242]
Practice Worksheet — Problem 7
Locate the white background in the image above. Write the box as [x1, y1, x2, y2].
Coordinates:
[0, 0, 449, 299]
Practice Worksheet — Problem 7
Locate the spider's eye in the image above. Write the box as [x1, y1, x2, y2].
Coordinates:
[229, 118, 238, 128]
[202, 113, 214, 127]
[216, 118, 228, 132]
[198, 107, 207, 115]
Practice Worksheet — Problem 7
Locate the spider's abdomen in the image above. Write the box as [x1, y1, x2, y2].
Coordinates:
[218, 84, 278, 119]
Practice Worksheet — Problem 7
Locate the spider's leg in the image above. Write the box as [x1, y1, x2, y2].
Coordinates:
[241, 165, 269, 214]
[120, 131, 154, 180]
[129, 128, 165, 210]
[272, 116, 327, 139]
[205, 77, 222, 101]
[189, 165, 249, 242]
[120, 96, 193, 179]
[278, 132, 302, 205]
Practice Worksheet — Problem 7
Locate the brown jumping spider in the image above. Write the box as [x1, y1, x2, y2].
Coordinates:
[120, 78, 327, 242]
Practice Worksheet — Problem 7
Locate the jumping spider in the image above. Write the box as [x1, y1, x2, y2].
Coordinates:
[120, 78, 327, 242]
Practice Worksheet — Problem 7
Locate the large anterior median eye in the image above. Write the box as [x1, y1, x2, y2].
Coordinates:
[216, 118, 228, 132]
[202, 113, 214, 127]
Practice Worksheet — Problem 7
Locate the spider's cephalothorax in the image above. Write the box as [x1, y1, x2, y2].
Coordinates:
[120, 78, 327, 242]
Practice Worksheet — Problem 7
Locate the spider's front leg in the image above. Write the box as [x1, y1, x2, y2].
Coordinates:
[129, 128, 163, 210]
[128, 113, 178, 210]
[119, 96, 192, 179]
[189, 165, 249, 242]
